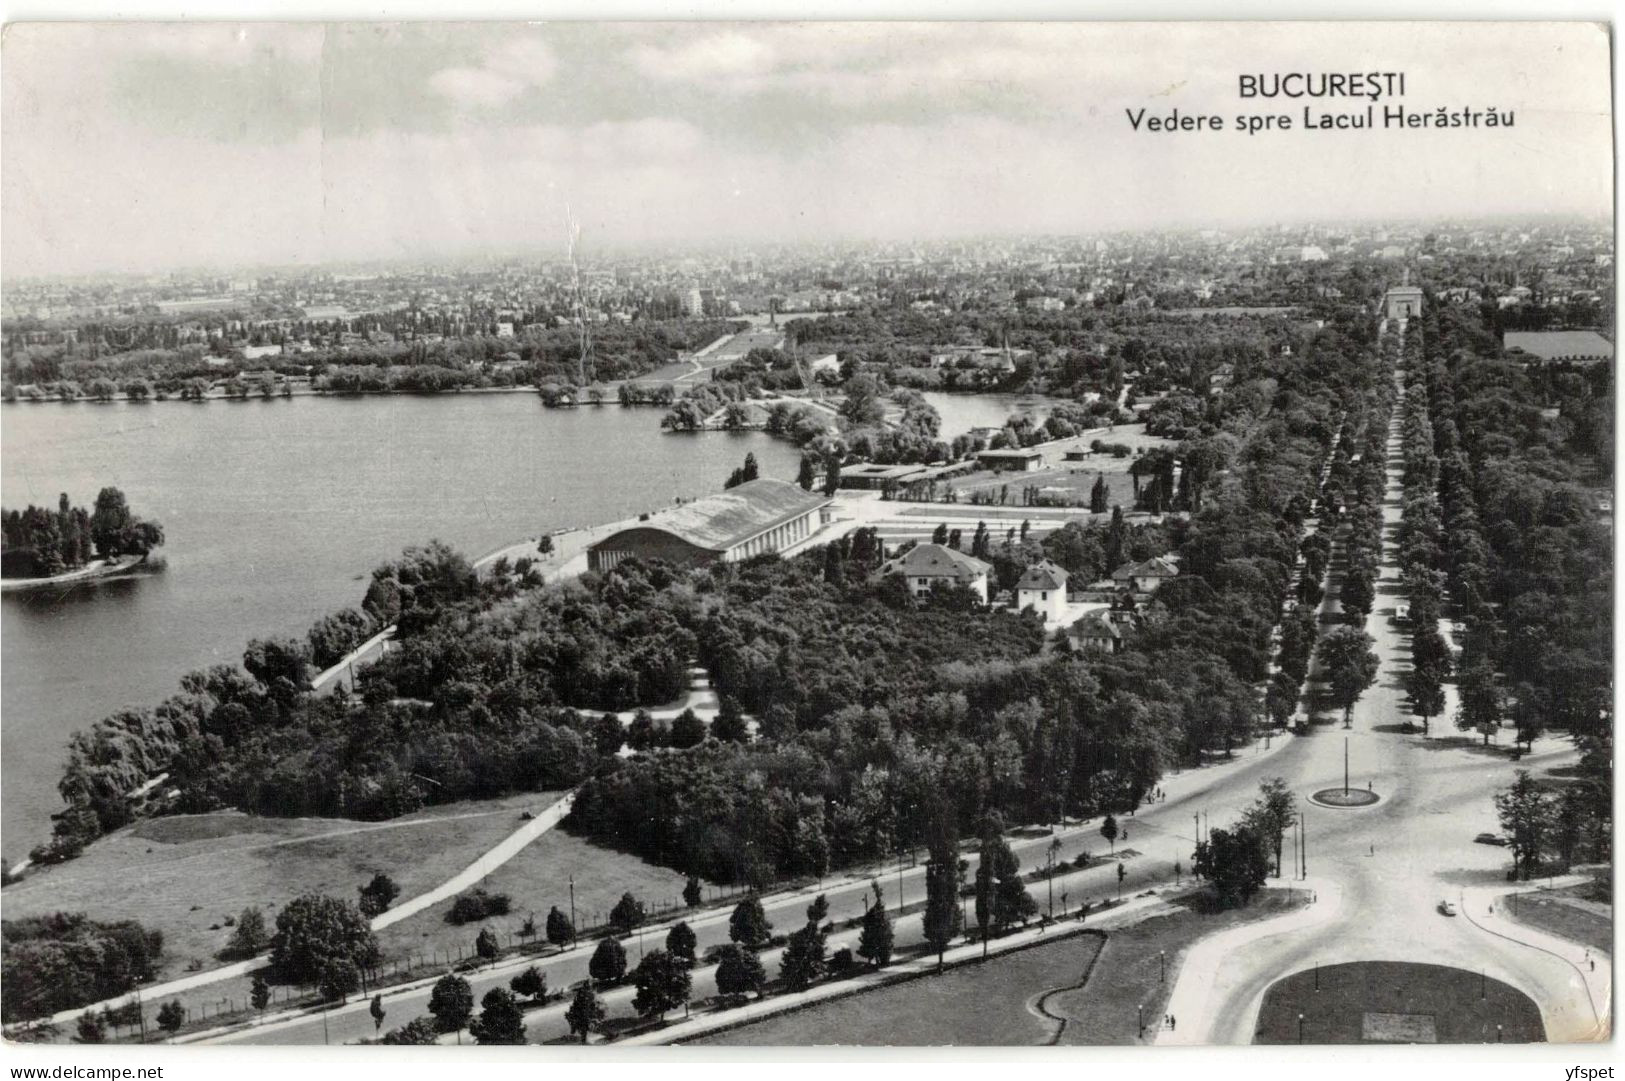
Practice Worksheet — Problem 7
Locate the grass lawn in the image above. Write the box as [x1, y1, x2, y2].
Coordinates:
[1504, 883, 1612, 956]
[1049, 887, 1308, 1045]
[696, 932, 1107, 1046]
[699, 888, 1305, 1046]
[1, 791, 561, 980]
[371, 826, 693, 968]
[1254, 961, 1544, 1044]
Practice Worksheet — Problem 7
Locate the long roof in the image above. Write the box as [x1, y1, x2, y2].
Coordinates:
[599, 478, 830, 553]
[1503, 330, 1614, 360]
[881, 542, 990, 581]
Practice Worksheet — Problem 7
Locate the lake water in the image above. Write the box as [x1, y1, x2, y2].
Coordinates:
[922, 392, 1054, 437]
[0, 394, 800, 858]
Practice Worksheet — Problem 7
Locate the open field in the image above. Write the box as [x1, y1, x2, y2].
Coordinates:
[700, 888, 1305, 1046]
[1504, 882, 1612, 956]
[0, 792, 560, 980]
[1253, 961, 1545, 1044]
[372, 827, 695, 964]
[695, 932, 1105, 1046]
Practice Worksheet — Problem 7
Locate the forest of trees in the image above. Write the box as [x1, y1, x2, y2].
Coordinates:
[568, 312, 1383, 883]
[34, 307, 1396, 911]
[1, 913, 163, 1022]
[0, 487, 164, 578]
[1402, 301, 1612, 866]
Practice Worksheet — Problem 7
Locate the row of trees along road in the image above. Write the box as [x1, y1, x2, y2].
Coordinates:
[1396, 320, 1453, 734]
[1403, 298, 1610, 874]
[1310, 367, 1391, 728]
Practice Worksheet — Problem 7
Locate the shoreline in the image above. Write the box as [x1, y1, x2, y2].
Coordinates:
[0, 557, 147, 593]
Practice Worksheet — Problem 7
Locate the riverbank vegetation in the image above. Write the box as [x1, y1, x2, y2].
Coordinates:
[0, 487, 164, 579]
[2, 320, 742, 402]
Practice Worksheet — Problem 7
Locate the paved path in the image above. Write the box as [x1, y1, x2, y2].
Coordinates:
[1463, 878, 1612, 1041]
[1155, 876, 1342, 1045]
[372, 793, 573, 930]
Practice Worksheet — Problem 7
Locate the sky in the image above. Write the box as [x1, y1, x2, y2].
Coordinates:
[1, 20, 1614, 278]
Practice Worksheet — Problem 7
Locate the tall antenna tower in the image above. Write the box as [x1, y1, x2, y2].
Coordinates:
[565, 205, 594, 386]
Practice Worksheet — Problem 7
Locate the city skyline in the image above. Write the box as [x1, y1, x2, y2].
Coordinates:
[3, 21, 1614, 278]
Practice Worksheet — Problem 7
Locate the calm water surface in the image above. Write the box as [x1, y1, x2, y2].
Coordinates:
[0, 394, 798, 857]
[922, 391, 1053, 437]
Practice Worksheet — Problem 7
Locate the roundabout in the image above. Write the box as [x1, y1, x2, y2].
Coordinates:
[1309, 787, 1381, 808]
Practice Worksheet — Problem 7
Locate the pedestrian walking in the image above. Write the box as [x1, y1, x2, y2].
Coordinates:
[1170, 1015, 1176, 1031]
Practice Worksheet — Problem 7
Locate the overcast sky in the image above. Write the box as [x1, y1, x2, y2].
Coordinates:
[1, 21, 1613, 277]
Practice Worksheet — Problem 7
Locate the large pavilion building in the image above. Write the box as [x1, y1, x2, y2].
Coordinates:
[587, 478, 832, 573]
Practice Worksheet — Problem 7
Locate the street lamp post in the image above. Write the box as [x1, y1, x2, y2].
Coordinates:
[897, 847, 906, 916]
[1298, 1013, 1304, 1044]
[1138, 1003, 1144, 1038]
[569, 876, 577, 945]
[1300, 812, 1308, 877]
[1159, 950, 1166, 984]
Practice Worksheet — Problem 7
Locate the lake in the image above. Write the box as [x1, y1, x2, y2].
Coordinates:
[922, 391, 1054, 437]
[0, 394, 801, 858]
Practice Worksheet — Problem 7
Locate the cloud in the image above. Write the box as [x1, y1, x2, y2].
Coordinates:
[429, 36, 557, 108]
[429, 66, 527, 108]
[628, 31, 779, 84]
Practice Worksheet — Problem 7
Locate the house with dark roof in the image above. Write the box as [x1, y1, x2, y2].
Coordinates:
[588, 479, 831, 573]
[1015, 559, 1068, 623]
[1069, 611, 1124, 653]
[879, 543, 991, 604]
[1111, 555, 1178, 593]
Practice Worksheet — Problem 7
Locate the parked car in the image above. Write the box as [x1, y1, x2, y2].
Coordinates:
[1475, 832, 1510, 846]
[1395, 605, 1410, 623]
[1437, 900, 1457, 916]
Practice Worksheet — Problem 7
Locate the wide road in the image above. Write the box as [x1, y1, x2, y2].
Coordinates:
[1168, 362, 1598, 1045]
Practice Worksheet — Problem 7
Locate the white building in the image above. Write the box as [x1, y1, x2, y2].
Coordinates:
[880, 543, 991, 604]
[1015, 560, 1068, 623]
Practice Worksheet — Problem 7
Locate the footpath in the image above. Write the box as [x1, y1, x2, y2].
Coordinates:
[1461, 876, 1612, 1042]
[1154, 875, 1342, 1046]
